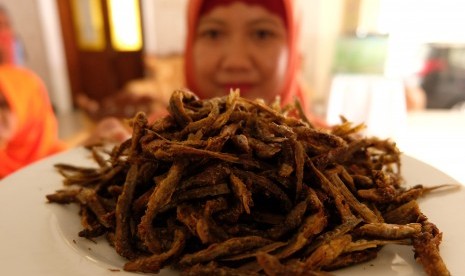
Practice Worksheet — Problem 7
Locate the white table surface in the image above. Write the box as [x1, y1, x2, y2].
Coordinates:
[394, 109, 465, 185]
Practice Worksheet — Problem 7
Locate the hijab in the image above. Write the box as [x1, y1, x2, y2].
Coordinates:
[184, 0, 312, 114]
[0, 65, 66, 178]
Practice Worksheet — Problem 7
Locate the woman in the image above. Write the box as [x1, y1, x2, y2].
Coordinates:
[94, 0, 324, 143]
[0, 65, 66, 178]
[184, 0, 320, 122]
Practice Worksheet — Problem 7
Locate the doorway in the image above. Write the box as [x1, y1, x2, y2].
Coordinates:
[56, 0, 145, 106]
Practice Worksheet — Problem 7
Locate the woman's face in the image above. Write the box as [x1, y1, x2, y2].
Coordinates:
[192, 2, 289, 102]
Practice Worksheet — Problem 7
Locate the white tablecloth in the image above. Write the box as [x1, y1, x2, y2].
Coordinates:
[394, 110, 465, 185]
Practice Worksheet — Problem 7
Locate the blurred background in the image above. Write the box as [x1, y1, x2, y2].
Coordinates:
[3, 0, 465, 136]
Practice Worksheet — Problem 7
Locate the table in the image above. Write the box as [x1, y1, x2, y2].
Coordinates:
[394, 110, 465, 185]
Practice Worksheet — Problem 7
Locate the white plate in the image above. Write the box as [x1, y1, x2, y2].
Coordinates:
[1, 147, 464, 275]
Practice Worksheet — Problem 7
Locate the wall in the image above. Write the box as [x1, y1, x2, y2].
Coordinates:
[298, 0, 343, 111]
[380, 0, 465, 78]
[2, 0, 72, 114]
[142, 0, 187, 56]
[2, 0, 48, 83]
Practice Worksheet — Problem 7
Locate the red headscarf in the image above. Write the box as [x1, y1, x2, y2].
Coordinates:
[0, 65, 66, 178]
[199, 0, 287, 27]
[184, 0, 312, 114]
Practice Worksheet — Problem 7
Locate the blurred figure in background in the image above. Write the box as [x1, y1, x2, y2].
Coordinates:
[0, 63, 130, 178]
[0, 5, 67, 178]
[419, 45, 465, 109]
[0, 5, 128, 178]
[0, 65, 66, 178]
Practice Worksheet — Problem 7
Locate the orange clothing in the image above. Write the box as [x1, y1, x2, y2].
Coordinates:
[0, 65, 66, 178]
[184, 0, 311, 113]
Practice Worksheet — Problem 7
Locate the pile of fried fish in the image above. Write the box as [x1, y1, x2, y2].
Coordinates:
[47, 89, 451, 276]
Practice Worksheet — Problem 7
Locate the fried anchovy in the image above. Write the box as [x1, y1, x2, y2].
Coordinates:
[48, 90, 453, 275]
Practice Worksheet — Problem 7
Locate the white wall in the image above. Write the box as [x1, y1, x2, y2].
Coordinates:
[2, 0, 72, 114]
[298, 0, 344, 108]
[2, 0, 48, 82]
[38, 0, 72, 114]
[380, 0, 465, 77]
[142, 0, 188, 56]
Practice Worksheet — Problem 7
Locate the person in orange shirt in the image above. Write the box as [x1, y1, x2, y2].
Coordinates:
[0, 65, 66, 178]
[0, 5, 67, 178]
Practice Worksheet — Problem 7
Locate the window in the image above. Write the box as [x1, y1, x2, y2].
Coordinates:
[72, 0, 105, 50]
[107, 0, 143, 51]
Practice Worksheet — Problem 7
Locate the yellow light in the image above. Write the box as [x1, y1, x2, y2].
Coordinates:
[107, 0, 143, 51]
[72, 0, 105, 50]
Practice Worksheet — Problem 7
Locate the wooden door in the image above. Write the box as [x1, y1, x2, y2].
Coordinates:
[56, 0, 144, 105]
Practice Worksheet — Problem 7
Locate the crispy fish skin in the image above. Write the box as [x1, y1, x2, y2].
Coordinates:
[168, 89, 197, 127]
[124, 228, 187, 273]
[256, 252, 333, 276]
[229, 173, 253, 214]
[46, 188, 81, 204]
[412, 222, 450, 276]
[302, 234, 352, 270]
[383, 200, 425, 224]
[179, 236, 273, 267]
[181, 261, 260, 276]
[138, 161, 186, 252]
[275, 190, 328, 260]
[355, 222, 422, 239]
[323, 249, 379, 271]
[76, 188, 113, 228]
[114, 164, 140, 259]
